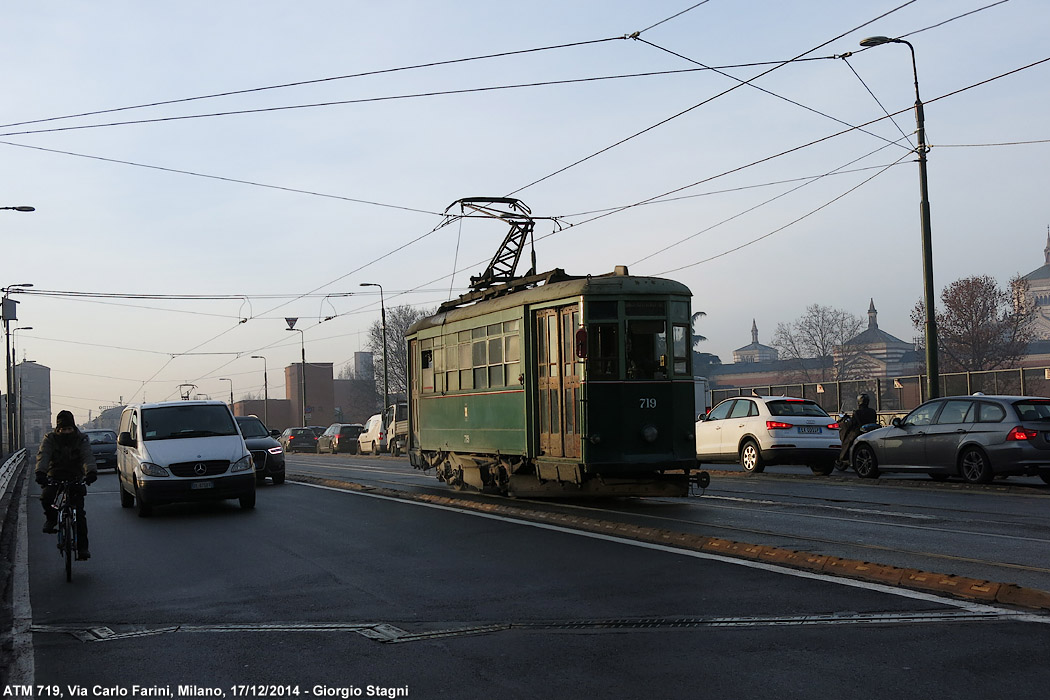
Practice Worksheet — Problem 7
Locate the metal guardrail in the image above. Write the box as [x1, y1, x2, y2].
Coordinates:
[0, 449, 27, 501]
[710, 366, 1050, 414]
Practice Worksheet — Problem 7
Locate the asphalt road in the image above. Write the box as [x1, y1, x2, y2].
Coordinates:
[18, 468, 1050, 698]
[289, 453, 1050, 591]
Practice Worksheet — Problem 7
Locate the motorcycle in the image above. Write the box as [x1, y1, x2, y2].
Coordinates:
[834, 412, 881, 472]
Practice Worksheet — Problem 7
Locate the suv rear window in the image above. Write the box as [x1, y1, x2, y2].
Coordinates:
[767, 400, 829, 417]
[339, 426, 363, 437]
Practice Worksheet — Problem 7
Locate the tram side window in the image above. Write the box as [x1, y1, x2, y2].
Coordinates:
[626, 320, 667, 380]
[587, 323, 618, 379]
[672, 324, 690, 376]
[421, 350, 434, 393]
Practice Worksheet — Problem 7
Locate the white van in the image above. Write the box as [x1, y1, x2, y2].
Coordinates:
[358, 413, 387, 455]
[116, 400, 256, 516]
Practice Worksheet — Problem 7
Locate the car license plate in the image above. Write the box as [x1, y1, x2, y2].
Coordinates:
[797, 426, 821, 434]
[191, 480, 214, 490]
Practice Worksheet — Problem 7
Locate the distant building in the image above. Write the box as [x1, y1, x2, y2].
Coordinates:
[285, 362, 335, 427]
[354, 351, 375, 381]
[833, 300, 918, 378]
[15, 360, 51, 450]
[333, 378, 380, 424]
[1022, 230, 1050, 339]
[732, 320, 778, 364]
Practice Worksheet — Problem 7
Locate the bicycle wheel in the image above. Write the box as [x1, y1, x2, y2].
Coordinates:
[63, 511, 74, 583]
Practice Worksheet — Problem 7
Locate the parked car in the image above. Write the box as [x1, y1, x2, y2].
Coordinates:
[234, 415, 286, 485]
[279, 427, 320, 453]
[696, 396, 841, 474]
[317, 423, 364, 454]
[358, 413, 387, 455]
[83, 429, 118, 471]
[850, 394, 1050, 484]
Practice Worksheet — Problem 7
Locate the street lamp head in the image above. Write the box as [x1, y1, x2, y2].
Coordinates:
[860, 35, 897, 47]
[3, 206, 35, 212]
[251, 355, 264, 359]
[360, 282, 378, 288]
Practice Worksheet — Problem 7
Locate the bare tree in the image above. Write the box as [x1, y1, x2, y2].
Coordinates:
[772, 304, 864, 382]
[911, 274, 1035, 372]
[365, 304, 435, 401]
[337, 363, 357, 380]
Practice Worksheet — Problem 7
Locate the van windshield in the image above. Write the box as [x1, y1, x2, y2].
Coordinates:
[141, 405, 238, 441]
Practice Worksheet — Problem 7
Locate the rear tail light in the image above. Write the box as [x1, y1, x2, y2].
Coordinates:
[1007, 426, 1038, 441]
[827, 422, 840, 430]
[766, 420, 793, 430]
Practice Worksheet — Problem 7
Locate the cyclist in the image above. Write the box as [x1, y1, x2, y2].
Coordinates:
[35, 410, 97, 560]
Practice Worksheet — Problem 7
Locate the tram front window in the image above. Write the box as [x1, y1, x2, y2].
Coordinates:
[626, 320, 667, 380]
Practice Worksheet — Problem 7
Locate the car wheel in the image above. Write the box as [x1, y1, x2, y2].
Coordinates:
[739, 441, 765, 473]
[118, 474, 135, 508]
[809, 462, 835, 476]
[391, 441, 401, 458]
[240, 490, 256, 509]
[959, 447, 993, 484]
[272, 471, 285, 485]
[853, 445, 880, 479]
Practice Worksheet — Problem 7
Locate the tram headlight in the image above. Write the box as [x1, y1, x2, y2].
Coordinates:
[641, 425, 658, 443]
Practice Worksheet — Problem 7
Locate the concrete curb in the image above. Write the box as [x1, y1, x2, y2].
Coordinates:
[292, 474, 1050, 613]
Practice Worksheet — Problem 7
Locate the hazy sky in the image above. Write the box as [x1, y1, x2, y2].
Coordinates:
[2, 0, 1047, 424]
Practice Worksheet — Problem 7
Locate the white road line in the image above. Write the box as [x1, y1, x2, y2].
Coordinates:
[293, 481, 1050, 624]
[10, 473, 35, 684]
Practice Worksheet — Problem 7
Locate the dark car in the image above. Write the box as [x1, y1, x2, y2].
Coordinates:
[235, 416, 286, 485]
[850, 394, 1050, 484]
[83, 429, 118, 470]
[279, 427, 320, 453]
[317, 423, 364, 454]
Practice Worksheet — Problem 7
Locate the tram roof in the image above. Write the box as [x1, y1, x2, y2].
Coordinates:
[409, 267, 691, 334]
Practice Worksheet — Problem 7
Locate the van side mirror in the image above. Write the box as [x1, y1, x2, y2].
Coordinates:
[117, 431, 136, 447]
[891, 417, 903, 428]
[697, 413, 707, 422]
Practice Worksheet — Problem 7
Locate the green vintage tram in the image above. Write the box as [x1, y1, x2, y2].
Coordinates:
[406, 266, 704, 497]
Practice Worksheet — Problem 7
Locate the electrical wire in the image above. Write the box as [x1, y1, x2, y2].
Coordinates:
[656, 152, 912, 275]
[504, 0, 920, 197]
[0, 37, 629, 130]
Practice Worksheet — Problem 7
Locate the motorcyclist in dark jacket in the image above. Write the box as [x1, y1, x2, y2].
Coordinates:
[837, 394, 878, 468]
[36, 410, 97, 560]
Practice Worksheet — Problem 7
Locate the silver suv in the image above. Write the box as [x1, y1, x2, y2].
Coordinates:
[696, 396, 841, 474]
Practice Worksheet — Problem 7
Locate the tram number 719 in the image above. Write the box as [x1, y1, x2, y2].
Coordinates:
[639, 398, 657, 409]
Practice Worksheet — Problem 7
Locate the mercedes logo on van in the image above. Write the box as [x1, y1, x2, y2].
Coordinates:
[194, 463, 207, 475]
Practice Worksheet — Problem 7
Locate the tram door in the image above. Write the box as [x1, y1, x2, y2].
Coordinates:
[536, 305, 582, 459]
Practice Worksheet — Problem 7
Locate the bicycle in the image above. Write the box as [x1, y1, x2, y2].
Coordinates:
[48, 479, 85, 582]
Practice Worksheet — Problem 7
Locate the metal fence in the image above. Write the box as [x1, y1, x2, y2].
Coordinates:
[710, 367, 1050, 415]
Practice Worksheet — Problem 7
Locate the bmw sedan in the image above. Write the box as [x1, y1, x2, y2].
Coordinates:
[850, 394, 1050, 484]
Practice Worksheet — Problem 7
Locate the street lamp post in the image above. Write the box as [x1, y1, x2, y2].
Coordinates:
[3, 283, 33, 453]
[860, 35, 939, 400]
[251, 356, 268, 426]
[219, 378, 234, 409]
[360, 283, 388, 410]
[11, 326, 32, 450]
[287, 328, 307, 425]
